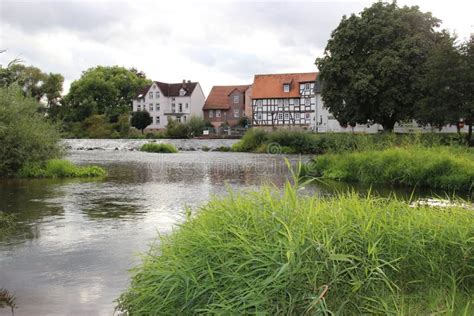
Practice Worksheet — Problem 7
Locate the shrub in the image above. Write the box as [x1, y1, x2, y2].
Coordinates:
[19, 159, 107, 178]
[140, 143, 178, 153]
[0, 86, 61, 176]
[118, 184, 474, 314]
[304, 146, 474, 191]
[231, 128, 268, 151]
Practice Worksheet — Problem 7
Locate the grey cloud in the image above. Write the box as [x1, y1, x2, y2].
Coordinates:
[0, 1, 131, 35]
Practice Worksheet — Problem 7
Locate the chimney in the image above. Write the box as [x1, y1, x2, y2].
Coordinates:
[182, 79, 187, 88]
[187, 80, 191, 84]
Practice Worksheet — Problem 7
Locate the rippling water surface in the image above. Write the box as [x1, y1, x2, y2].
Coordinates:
[0, 149, 468, 315]
[0, 150, 294, 315]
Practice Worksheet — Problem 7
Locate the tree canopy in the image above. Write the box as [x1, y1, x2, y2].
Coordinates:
[131, 111, 153, 134]
[316, 1, 441, 131]
[65, 66, 151, 122]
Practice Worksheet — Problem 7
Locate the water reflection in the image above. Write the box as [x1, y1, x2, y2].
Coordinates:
[0, 150, 470, 316]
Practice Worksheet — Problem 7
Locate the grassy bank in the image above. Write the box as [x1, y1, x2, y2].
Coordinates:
[140, 143, 178, 153]
[231, 129, 467, 154]
[18, 159, 106, 178]
[304, 146, 474, 192]
[118, 184, 474, 315]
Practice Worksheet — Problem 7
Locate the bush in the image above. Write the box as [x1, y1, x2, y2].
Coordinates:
[232, 129, 469, 154]
[118, 184, 473, 314]
[304, 146, 474, 191]
[19, 159, 106, 178]
[140, 143, 178, 153]
[0, 86, 61, 176]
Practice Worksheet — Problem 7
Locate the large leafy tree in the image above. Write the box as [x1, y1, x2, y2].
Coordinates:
[316, 1, 441, 131]
[65, 66, 151, 122]
[414, 32, 463, 130]
[459, 36, 474, 142]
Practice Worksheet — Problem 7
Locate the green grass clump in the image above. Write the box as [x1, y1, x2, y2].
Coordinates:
[140, 143, 178, 153]
[0, 212, 16, 240]
[118, 184, 474, 315]
[18, 159, 106, 178]
[305, 146, 474, 191]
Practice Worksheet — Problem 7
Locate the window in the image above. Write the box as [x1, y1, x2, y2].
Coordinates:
[156, 116, 160, 124]
[289, 99, 294, 105]
[155, 91, 160, 98]
[284, 112, 289, 120]
[295, 113, 301, 120]
[233, 95, 239, 103]
[179, 103, 183, 112]
[234, 109, 239, 118]
[185, 103, 189, 109]
[257, 113, 262, 120]
[179, 88, 186, 96]
[149, 92, 153, 99]
[278, 113, 283, 120]
[149, 104, 153, 111]
[176, 117, 181, 123]
[305, 98, 310, 106]
[278, 99, 283, 106]
[156, 103, 160, 111]
[284, 99, 289, 106]
[263, 99, 267, 106]
[209, 110, 214, 118]
[305, 83, 310, 89]
[305, 113, 310, 119]
[171, 97, 176, 101]
[183, 116, 187, 122]
[295, 98, 300, 105]
[171, 103, 176, 113]
[137, 105, 141, 111]
[216, 110, 221, 117]
[283, 84, 290, 92]
[257, 100, 262, 106]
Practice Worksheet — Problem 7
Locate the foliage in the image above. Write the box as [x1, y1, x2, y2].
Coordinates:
[140, 143, 178, 153]
[165, 117, 190, 138]
[0, 288, 17, 315]
[316, 2, 441, 131]
[64, 66, 151, 122]
[18, 159, 106, 178]
[186, 116, 212, 137]
[237, 116, 250, 127]
[232, 129, 466, 154]
[82, 114, 117, 138]
[414, 32, 464, 130]
[131, 111, 152, 134]
[0, 86, 61, 176]
[0, 213, 16, 240]
[304, 146, 474, 191]
[117, 184, 474, 314]
[458, 35, 474, 142]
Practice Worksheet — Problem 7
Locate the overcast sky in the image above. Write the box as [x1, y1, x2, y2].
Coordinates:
[1, 0, 472, 95]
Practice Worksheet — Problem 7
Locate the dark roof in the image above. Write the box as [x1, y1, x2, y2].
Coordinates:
[136, 81, 198, 98]
[203, 85, 251, 110]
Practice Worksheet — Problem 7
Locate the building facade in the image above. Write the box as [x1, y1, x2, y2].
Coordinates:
[203, 85, 251, 127]
[132, 80, 205, 130]
[251, 73, 320, 128]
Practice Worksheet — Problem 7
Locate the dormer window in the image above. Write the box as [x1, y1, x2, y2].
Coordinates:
[179, 88, 186, 96]
[283, 84, 290, 93]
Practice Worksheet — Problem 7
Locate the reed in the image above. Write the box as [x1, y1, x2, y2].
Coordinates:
[117, 183, 474, 314]
[18, 159, 106, 178]
[304, 146, 474, 192]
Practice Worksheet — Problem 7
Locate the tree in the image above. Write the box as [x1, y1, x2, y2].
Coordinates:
[64, 66, 151, 122]
[459, 35, 474, 142]
[316, 2, 441, 131]
[131, 111, 152, 134]
[0, 86, 61, 176]
[414, 32, 463, 130]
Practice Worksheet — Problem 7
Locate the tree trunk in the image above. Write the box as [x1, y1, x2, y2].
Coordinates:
[381, 116, 396, 133]
[141, 129, 144, 134]
[468, 123, 473, 145]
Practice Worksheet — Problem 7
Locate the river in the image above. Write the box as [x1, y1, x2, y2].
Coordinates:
[0, 145, 468, 315]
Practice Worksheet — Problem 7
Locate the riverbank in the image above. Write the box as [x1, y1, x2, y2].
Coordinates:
[118, 183, 474, 314]
[303, 146, 474, 192]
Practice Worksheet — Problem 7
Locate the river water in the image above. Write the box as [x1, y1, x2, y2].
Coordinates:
[0, 147, 468, 315]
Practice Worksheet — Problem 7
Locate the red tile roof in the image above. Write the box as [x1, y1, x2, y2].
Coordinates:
[203, 85, 251, 110]
[251, 72, 318, 98]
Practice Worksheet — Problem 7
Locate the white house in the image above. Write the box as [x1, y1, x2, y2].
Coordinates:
[132, 80, 205, 130]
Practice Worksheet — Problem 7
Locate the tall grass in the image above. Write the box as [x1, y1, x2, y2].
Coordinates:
[140, 143, 178, 153]
[0, 212, 16, 241]
[18, 159, 106, 178]
[117, 183, 474, 315]
[304, 146, 474, 192]
[231, 129, 467, 154]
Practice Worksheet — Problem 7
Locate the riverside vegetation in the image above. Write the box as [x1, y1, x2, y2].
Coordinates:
[140, 143, 178, 153]
[117, 181, 474, 315]
[0, 86, 105, 178]
[303, 146, 474, 192]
